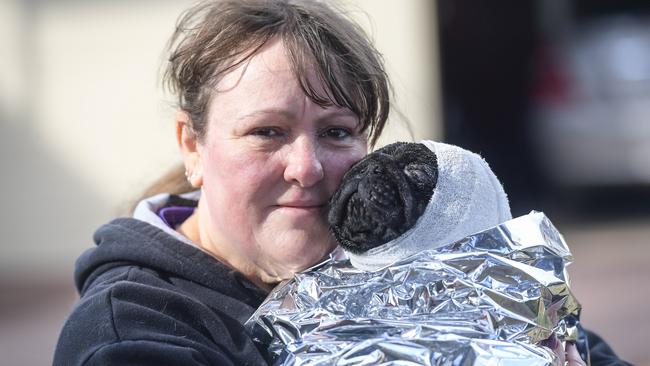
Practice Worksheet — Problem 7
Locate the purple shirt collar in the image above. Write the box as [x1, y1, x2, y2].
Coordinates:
[158, 206, 195, 229]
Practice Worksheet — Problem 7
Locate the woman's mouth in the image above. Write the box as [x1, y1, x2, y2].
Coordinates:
[277, 204, 324, 211]
[274, 202, 327, 215]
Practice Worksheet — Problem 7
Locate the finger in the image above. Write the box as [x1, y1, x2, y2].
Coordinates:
[550, 337, 565, 365]
[566, 343, 587, 366]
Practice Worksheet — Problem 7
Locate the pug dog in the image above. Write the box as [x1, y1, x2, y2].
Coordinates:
[324, 140, 593, 364]
[328, 142, 438, 254]
[328, 140, 512, 270]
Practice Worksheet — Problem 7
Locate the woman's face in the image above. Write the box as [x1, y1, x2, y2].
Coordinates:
[190, 39, 367, 282]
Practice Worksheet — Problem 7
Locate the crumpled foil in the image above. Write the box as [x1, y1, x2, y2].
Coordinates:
[245, 212, 583, 365]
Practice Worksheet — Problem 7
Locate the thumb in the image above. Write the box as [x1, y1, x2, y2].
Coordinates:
[566, 343, 587, 366]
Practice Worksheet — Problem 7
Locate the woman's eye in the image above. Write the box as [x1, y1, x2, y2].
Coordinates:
[321, 127, 351, 140]
[250, 127, 283, 138]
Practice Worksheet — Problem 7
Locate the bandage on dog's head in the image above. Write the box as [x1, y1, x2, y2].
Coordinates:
[328, 140, 512, 271]
[328, 142, 438, 254]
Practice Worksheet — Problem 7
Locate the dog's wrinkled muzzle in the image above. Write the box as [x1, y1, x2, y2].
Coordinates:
[328, 143, 436, 254]
[328, 156, 408, 253]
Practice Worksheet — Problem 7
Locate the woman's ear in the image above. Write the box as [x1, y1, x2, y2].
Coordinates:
[176, 111, 203, 188]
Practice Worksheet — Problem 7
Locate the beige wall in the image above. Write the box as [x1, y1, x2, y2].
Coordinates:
[348, 0, 441, 145]
[0, 0, 440, 275]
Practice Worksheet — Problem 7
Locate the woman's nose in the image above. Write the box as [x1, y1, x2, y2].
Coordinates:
[283, 137, 324, 188]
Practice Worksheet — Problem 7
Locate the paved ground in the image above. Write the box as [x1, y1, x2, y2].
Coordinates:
[1, 215, 649, 365]
[562, 216, 650, 366]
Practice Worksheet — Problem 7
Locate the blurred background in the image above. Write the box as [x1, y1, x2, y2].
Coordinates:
[0, 0, 648, 365]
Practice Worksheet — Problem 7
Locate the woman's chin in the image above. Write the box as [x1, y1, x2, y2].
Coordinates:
[258, 211, 336, 271]
[273, 235, 335, 270]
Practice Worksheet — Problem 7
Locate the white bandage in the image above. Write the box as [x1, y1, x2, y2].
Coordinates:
[345, 141, 512, 271]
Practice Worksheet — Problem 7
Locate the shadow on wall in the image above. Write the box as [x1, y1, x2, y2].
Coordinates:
[0, 100, 112, 292]
[0, 101, 119, 364]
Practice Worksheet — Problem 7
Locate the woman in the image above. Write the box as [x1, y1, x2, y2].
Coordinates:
[54, 1, 623, 365]
[55, 1, 386, 365]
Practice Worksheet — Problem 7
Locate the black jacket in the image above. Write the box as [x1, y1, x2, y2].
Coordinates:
[54, 218, 269, 366]
[54, 217, 631, 365]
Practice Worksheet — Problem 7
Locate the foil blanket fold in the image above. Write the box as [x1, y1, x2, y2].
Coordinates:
[245, 212, 582, 365]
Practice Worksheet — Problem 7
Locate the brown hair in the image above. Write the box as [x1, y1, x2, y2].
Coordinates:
[140, 0, 391, 202]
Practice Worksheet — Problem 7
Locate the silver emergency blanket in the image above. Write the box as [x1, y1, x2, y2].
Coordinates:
[246, 212, 582, 365]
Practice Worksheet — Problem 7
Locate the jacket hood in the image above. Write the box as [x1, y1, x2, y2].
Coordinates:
[75, 218, 266, 303]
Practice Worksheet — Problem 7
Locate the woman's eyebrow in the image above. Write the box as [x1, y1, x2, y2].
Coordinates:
[235, 108, 294, 123]
[316, 109, 360, 128]
[236, 108, 357, 123]
[318, 109, 357, 120]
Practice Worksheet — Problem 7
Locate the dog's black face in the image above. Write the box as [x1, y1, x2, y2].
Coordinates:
[328, 142, 438, 254]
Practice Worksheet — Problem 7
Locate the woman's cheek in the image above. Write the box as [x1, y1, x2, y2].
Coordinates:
[329, 149, 366, 184]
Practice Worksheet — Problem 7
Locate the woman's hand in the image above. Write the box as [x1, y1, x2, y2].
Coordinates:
[548, 335, 587, 365]
[565, 343, 588, 366]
